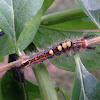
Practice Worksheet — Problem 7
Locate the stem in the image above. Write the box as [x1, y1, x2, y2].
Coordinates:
[56, 87, 69, 100]
[8, 54, 27, 100]
[86, 36, 100, 46]
[33, 63, 58, 100]
[0, 59, 22, 72]
[41, 7, 87, 25]
[15, 42, 22, 57]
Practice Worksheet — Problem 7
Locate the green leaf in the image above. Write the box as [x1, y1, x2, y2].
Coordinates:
[45, 18, 98, 31]
[0, 71, 26, 100]
[0, 0, 55, 57]
[18, 9, 43, 52]
[18, 0, 55, 52]
[0, 56, 4, 62]
[74, 0, 100, 29]
[33, 26, 100, 71]
[26, 80, 41, 100]
[0, 34, 15, 57]
[0, 8, 43, 57]
[0, 0, 44, 55]
[71, 54, 100, 100]
[33, 63, 58, 100]
[41, 7, 87, 26]
[42, 0, 54, 12]
[56, 87, 69, 100]
[0, 70, 41, 100]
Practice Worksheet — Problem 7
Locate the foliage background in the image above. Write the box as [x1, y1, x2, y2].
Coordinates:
[0, 0, 100, 100]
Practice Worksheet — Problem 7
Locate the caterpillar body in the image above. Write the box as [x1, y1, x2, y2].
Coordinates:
[21, 35, 94, 68]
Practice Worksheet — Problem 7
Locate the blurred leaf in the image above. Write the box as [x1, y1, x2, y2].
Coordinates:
[18, 9, 43, 52]
[46, 18, 98, 31]
[0, 71, 26, 100]
[0, 0, 44, 55]
[71, 54, 100, 100]
[74, 0, 100, 29]
[0, 34, 15, 57]
[0, 81, 3, 100]
[0, 56, 4, 62]
[26, 80, 41, 100]
[33, 26, 100, 72]
[33, 63, 58, 100]
[41, 7, 89, 26]
[56, 87, 69, 100]
[0, 70, 41, 100]
[0, 0, 55, 57]
[24, 43, 38, 54]
[0, 9, 42, 57]
[42, 0, 54, 12]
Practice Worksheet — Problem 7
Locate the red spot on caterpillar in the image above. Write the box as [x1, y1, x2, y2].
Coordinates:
[57, 43, 59, 46]
[61, 52, 63, 54]
[83, 39, 86, 48]
[66, 50, 68, 52]
[79, 39, 82, 47]
[69, 48, 72, 51]
[43, 57, 46, 59]
[73, 40, 77, 48]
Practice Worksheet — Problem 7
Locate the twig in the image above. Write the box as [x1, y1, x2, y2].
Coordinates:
[0, 36, 100, 73]
[41, 7, 86, 25]
[0, 59, 22, 72]
[86, 36, 100, 46]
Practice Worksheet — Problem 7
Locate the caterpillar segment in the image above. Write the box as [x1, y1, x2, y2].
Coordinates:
[21, 36, 93, 68]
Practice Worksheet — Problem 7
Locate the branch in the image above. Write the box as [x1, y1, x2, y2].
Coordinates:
[0, 59, 22, 72]
[0, 36, 100, 73]
[41, 7, 87, 25]
[86, 36, 100, 46]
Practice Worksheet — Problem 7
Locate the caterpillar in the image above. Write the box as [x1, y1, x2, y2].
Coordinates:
[21, 35, 95, 68]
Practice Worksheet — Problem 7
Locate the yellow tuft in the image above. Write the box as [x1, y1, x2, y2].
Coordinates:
[57, 45, 62, 51]
[49, 49, 54, 55]
[62, 42, 67, 49]
[66, 41, 71, 47]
